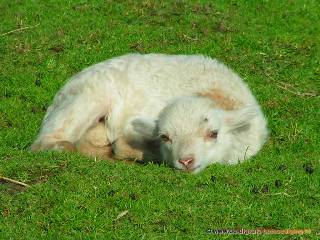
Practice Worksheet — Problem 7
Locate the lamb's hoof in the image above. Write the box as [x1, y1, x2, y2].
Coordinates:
[30, 143, 42, 152]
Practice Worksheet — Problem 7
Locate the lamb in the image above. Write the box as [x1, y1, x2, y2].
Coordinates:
[31, 53, 268, 172]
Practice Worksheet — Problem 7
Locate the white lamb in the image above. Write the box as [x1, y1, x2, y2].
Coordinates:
[31, 53, 268, 173]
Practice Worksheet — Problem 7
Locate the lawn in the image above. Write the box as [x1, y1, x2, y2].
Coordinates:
[0, 0, 319, 239]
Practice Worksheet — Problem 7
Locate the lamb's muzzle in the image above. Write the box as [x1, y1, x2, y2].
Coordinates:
[178, 155, 195, 169]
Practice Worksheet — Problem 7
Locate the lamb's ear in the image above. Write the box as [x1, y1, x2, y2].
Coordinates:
[130, 117, 158, 141]
[223, 105, 258, 132]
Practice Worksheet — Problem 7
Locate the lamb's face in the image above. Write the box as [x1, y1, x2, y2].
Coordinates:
[131, 96, 257, 173]
[156, 97, 233, 173]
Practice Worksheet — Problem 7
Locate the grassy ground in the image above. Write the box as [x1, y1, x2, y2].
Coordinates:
[0, 0, 319, 239]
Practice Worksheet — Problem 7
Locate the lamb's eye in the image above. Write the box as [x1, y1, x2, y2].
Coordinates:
[206, 130, 218, 139]
[160, 134, 171, 142]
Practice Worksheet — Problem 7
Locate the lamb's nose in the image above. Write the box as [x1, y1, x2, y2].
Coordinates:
[179, 156, 194, 168]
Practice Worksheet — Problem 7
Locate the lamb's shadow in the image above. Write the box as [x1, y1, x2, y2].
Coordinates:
[124, 139, 163, 166]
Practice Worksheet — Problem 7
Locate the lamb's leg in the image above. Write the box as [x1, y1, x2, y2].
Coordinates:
[31, 140, 77, 152]
[31, 93, 109, 152]
[76, 122, 112, 160]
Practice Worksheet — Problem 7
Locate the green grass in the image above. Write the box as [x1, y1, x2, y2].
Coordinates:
[1, 0, 319, 239]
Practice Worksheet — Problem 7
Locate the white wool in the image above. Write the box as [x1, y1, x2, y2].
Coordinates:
[32, 53, 268, 173]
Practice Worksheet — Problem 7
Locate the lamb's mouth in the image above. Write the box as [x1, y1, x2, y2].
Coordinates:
[188, 165, 201, 173]
[176, 165, 201, 173]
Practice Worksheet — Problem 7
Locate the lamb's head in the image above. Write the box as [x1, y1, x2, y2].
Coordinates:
[131, 96, 258, 173]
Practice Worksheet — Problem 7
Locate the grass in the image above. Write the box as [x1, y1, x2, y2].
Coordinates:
[0, 0, 319, 239]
